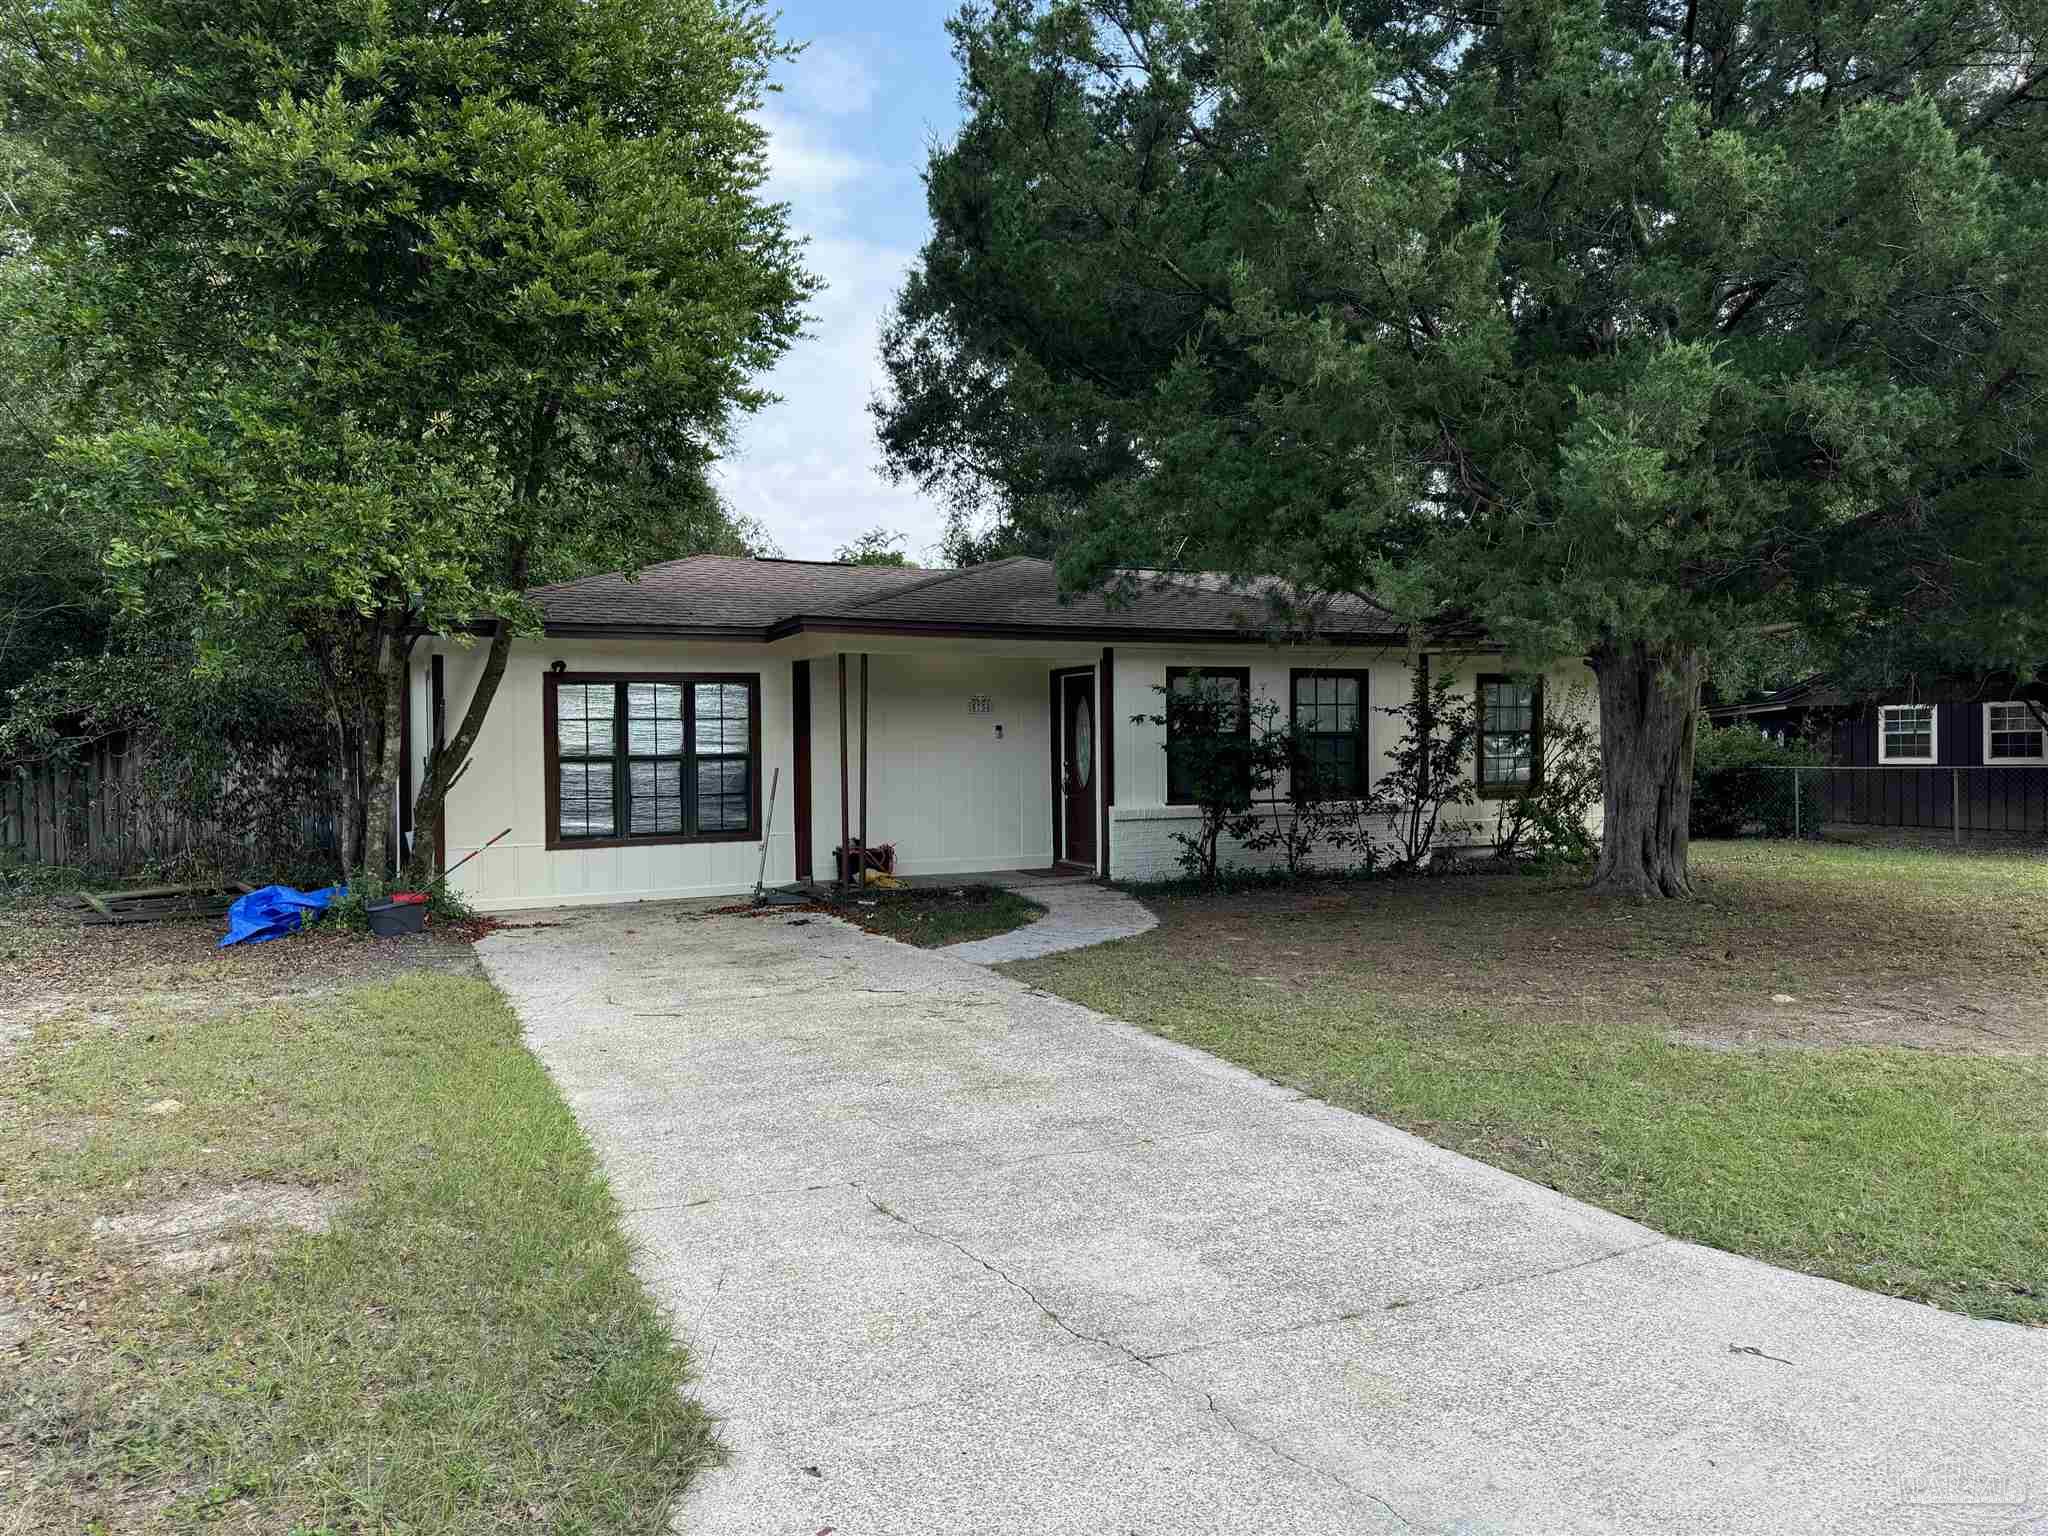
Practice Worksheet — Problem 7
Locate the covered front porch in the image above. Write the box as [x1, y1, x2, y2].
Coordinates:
[791, 640, 1114, 885]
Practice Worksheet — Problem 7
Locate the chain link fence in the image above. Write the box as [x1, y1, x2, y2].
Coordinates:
[1737, 766, 2048, 844]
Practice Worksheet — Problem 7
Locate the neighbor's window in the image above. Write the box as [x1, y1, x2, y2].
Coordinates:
[1985, 701, 2046, 763]
[1291, 670, 1368, 797]
[1165, 666, 1250, 804]
[1878, 704, 1937, 764]
[1475, 674, 1541, 795]
[547, 673, 759, 847]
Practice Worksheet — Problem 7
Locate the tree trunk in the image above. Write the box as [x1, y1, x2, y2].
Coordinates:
[1589, 639, 1699, 897]
[332, 717, 360, 883]
[361, 625, 406, 882]
[405, 540, 531, 888]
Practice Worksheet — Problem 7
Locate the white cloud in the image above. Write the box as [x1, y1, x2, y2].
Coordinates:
[756, 106, 869, 207]
[790, 40, 879, 118]
[719, 52, 951, 562]
[719, 236, 946, 561]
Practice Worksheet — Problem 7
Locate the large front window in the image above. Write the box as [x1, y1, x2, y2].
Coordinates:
[546, 673, 759, 847]
[1878, 704, 1936, 764]
[1476, 675, 1541, 795]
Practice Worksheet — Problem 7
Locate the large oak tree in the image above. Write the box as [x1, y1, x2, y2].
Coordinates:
[876, 0, 2048, 894]
[5, 0, 812, 880]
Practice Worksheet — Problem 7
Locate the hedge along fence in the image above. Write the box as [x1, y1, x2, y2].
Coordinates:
[3, 733, 333, 877]
[3, 642, 342, 880]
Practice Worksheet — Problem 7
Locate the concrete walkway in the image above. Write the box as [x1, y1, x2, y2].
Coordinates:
[939, 871, 1158, 964]
[477, 908, 2048, 1536]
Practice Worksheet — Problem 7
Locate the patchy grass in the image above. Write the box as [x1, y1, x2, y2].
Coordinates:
[1005, 841, 2048, 1326]
[0, 971, 719, 1532]
[843, 883, 1046, 948]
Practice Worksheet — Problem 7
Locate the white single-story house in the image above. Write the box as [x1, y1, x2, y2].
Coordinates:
[406, 556, 1597, 911]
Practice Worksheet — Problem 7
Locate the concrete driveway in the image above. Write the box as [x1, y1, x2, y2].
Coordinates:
[477, 906, 2047, 1536]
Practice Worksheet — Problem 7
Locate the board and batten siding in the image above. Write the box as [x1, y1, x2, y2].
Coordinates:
[419, 637, 797, 912]
[1106, 646, 1600, 883]
[416, 639, 1068, 910]
[414, 632, 1604, 907]
[803, 651, 1057, 878]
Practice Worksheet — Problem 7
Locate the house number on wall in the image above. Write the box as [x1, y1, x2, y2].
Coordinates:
[969, 695, 993, 714]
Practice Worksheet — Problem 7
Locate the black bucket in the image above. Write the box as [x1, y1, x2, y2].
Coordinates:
[365, 898, 427, 937]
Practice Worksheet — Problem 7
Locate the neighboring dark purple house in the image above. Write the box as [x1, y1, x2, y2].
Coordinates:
[1707, 678, 2048, 837]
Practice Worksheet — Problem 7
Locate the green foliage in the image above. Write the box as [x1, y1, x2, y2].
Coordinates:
[4, 0, 816, 873]
[1491, 685, 1604, 868]
[1143, 668, 1482, 887]
[1140, 673, 1265, 887]
[1370, 674, 1480, 873]
[877, 0, 2048, 885]
[1691, 722, 1828, 839]
[323, 870, 476, 933]
[1, 625, 335, 878]
[0, 147, 131, 700]
[831, 527, 916, 567]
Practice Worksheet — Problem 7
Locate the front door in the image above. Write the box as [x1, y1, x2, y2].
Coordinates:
[1061, 671, 1097, 869]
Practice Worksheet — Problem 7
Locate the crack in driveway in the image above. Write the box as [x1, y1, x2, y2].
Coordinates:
[860, 1187, 1413, 1526]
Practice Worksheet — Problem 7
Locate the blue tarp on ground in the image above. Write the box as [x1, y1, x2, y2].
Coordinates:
[219, 884, 345, 947]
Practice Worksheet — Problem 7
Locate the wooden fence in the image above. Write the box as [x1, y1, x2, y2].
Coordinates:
[2, 736, 332, 875]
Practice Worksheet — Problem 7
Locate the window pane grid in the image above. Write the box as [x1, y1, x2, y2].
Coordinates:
[553, 676, 755, 843]
[558, 762, 616, 838]
[1988, 703, 2044, 761]
[1477, 677, 1538, 790]
[696, 755, 751, 832]
[555, 683, 616, 758]
[1882, 706, 1934, 761]
[1166, 668, 1249, 804]
[1291, 672, 1365, 796]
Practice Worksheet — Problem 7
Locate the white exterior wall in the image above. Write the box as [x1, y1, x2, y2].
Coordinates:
[412, 629, 1600, 908]
[1107, 646, 1600, 883]
[806, 651, 1057, 878]
[415, 635, 1094, 912]
[418, 636, 797, 912]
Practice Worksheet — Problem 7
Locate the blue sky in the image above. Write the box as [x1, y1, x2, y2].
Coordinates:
[714, 5, 967, 562]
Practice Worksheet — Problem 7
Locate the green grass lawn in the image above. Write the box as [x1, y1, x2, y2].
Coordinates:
[844, 882, 1046, 947]
[1005, 841, 2048, 1325]
[1, 970, 719, 1532]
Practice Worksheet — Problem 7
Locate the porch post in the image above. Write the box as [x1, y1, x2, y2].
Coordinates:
[1099, 648, 1114, 878]
[837, 653, 849, 890]
[859, 653, 870, 872]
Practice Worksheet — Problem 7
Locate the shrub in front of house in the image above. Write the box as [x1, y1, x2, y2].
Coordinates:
[1490, 684, 1602, 868]
[1691, 722, 1826, 838]
[1143, 672, 1481, 889]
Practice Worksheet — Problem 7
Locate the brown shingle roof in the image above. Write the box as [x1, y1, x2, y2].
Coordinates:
[526, 557, 935, 630]
[527, 555, 1410, 642]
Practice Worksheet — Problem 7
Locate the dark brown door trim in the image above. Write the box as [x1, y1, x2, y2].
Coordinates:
[1052, 665, 1098, 871]
[1099, 647, 1114, 878]
[792, 659, 812, 880]
[430, 655, 447, 874]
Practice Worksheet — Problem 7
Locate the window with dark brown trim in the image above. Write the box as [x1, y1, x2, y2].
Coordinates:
[1476, 674, 1542, 796]
[1290, 669, 1368, 798]
[544, 672, 761, 849]
[1165, 666, 1250, 805]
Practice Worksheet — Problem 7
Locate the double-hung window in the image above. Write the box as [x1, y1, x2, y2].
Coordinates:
[1985, 701, 2046, 764]
[546, 673, 760, 848]
[1290, 670, 1369, 798]
[1878, 704, 1937, 764]
[1475, 674, 1542, 795]
[1165, 667, 1250, 805]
